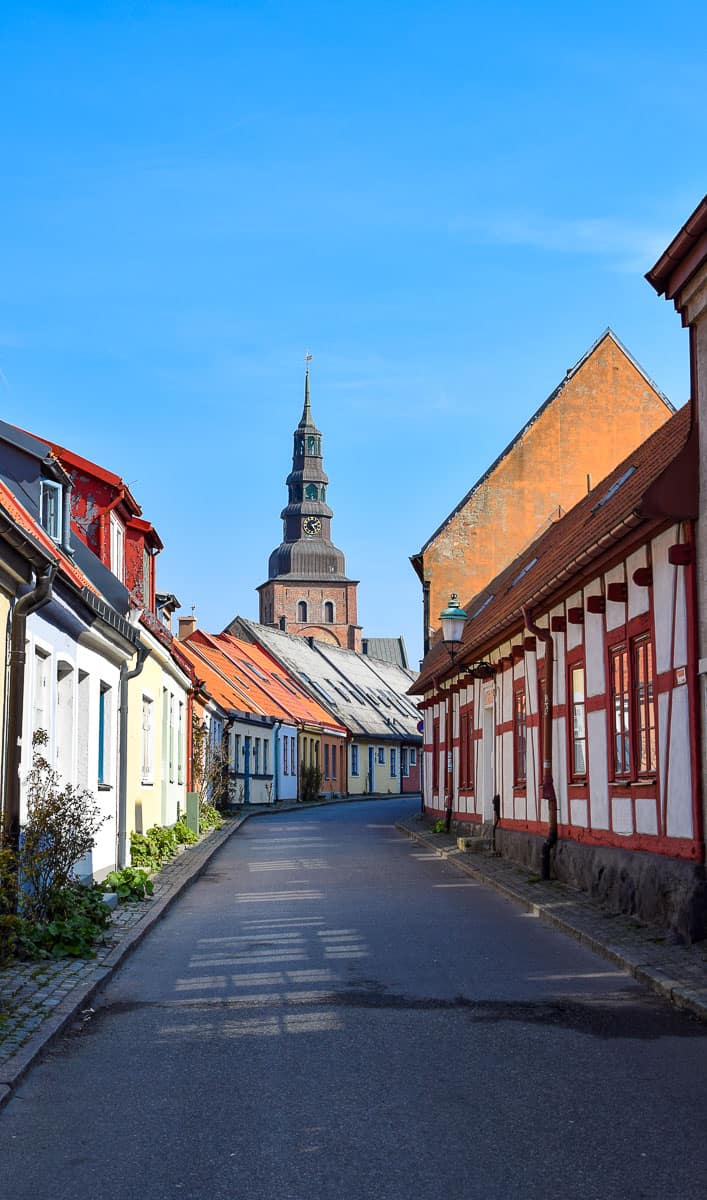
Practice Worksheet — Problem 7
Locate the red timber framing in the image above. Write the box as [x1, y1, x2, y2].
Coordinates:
[413, 403, 703, 864]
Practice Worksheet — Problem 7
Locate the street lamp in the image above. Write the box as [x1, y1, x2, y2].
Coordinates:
[439, 593, 467, 662]
[438, 593, 468, 833]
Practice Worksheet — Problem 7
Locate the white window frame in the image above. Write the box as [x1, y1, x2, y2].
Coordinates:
[110, 511, 125, 582]
[141, 694, 154, 784]
[40, 479, 62, 542]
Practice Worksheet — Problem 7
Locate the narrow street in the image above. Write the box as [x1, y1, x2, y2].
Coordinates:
[2, 797, 707, 1200]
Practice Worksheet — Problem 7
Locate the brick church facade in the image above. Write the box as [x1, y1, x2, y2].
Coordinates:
[256, 365, 362, 652]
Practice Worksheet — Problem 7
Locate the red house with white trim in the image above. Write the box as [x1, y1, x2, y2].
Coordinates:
[412, 403, 706, 940]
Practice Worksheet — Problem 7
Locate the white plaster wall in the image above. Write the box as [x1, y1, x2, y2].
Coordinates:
[565, 591, 584, 651]
[587, 709, 609, 828]
[501, 730, 513, 819]
[584, 606, 605, 699]
[612, 794, 633, 835]
[666, 685, 693, 838]
[553, 714, 568, 825]
[653, 526, 682, 674]
[627, 546, 650, 618]
[605, 563, 627, 632]
[635, 795, 658, 835]
[24, 606, 125, 881]
[277, 723, 299, 802]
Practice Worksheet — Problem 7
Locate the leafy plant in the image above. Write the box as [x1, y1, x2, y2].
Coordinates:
[199, 802, 223, 830]
[299, 764, 322, 803]
[173, 818, 199, 845]
[20, 730, 107, 923]
[104, 867, 154, 901]
[431, 818, 446, 834]
[15, 883, 112, 960]
[130, 832, 158, 870]
[130, 825, 179, 869]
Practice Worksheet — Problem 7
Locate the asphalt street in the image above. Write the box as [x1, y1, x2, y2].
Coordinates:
[2, 796, 706, 1200]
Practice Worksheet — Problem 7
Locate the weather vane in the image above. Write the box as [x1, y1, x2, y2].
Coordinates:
[305, 350, 312, 371]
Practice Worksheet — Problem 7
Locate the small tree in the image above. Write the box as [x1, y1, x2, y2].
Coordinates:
[192, 716, 231, 811]
[19, 730, 106, 922]
[299, 763, 322, 803]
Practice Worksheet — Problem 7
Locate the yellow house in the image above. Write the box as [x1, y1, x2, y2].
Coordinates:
[124, 623, 191, 853]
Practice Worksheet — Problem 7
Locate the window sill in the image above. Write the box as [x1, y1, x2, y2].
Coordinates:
[97, 783, 112, 792]
[141, 780, 154, 787]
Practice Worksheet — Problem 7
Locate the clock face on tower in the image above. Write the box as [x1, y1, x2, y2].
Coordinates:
[302, 516, 322, 537]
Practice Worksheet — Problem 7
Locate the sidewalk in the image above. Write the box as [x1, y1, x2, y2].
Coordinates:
[397, 815, 707, 1022]
[0, 792, 406, 1109]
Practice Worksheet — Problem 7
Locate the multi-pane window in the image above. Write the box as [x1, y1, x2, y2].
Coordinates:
[609, 636, 656, 779]
[459, 704, 474, 790]
[351, 744, 360, 777]
[332, 745, 337, 779]
[98, 683, 111, 786]
[263, 739, 269, 775]
[633, 636, 656, 776]
[324, 743, 330, 779]
[513, 688, 527, 786]
[377, 747, 385, 765]
[570, 665, 587, 779]
[168, 694, 175, 783]
[401, 747, 409, 777]
[390, 748, 397, 777]
[110, 512, 125, 582]
[141, 695, 153, 783]
[291, 737, 296, 775]
[40, 480, 62, 541]
[410, 748, 417, 766]
[283, 735, 289, 775]
[610, 646, 631, 777]
[177, 702, 184, 785]
[254, 738, 260, 774]
[234, 734, 241, 772]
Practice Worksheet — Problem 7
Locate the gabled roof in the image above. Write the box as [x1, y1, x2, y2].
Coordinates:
[234, 618, 422, 740]
[216, 633, 347, 734]
[0, 479, 97, 595]
[646, 195, 707, 302]
[414, 329, 674, 558]
[361, 637, 410, 670]
[413, 401, 694, 694]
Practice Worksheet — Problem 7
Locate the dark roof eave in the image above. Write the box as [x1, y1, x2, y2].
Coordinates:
[646, 196, 707, 300]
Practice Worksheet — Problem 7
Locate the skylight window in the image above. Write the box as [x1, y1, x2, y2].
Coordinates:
[472, 594, 495, 619]
[591, 466, 636, 513]
[509, 558, 538, 589]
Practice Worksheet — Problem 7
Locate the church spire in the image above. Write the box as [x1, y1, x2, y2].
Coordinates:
[299, 352, 313, 428]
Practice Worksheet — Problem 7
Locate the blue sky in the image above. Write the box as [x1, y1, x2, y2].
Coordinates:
[1, 1, 705, 667]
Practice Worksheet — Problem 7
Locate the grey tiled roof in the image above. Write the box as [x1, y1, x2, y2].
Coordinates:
[233, 618, 422, 742]
[361, 637, 409, 670]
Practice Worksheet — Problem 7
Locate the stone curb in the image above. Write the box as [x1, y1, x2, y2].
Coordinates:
[0, 792, 413, 1110]
[396, 819, 707, 1024]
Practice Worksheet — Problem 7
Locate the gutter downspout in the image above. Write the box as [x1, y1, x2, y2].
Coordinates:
[117, 641, 148, 868]
[273, 720, 282, 803]
[3, 564, 57, 852]
[522, 605, 557, 880]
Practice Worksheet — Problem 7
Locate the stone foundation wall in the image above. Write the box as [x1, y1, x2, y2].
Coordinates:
[494, 828, 707, 943]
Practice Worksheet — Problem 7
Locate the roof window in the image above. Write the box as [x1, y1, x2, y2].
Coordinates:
[509, 558, 538, 589]
[591, 466, 636, 513]
[471, 594, 495, 619]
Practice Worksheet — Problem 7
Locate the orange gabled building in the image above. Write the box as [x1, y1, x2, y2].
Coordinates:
[411, 330, 675, 655]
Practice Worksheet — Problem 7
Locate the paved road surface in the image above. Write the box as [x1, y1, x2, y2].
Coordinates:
[2, 797, 706, 1200]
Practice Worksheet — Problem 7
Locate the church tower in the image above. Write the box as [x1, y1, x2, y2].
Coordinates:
[257, 362, 361, 651]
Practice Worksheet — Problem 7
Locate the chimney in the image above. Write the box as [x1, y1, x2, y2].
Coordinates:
[178, 615, 197, 641]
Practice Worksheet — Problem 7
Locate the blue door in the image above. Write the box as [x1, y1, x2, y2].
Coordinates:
[368, 746, 375, 794]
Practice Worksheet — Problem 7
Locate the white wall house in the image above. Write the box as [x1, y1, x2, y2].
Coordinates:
[416, 405, 705, 939]
[23, 589, 136, 881]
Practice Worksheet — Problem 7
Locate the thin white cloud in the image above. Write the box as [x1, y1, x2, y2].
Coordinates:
[451, 212, 670, 273]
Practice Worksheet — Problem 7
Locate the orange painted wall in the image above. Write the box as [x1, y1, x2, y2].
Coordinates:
[420, 334, 674, 635]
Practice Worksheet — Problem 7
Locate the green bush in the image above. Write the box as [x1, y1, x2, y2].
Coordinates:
[104, 867, 154, 901]
[173, 819, 199, 845]
[299, 764, 322, 803]
[431, 818, 446, 834]
[130, 825, 179, 870]
[199, 802, 223, 830]
[15, 883, 112, 960]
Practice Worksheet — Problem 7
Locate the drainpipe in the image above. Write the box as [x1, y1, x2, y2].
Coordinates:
[522, 605, 557, 879]
[117, 641, 148, 868]
[273, 720, 282, 803]
[3, 564, 57, 853]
